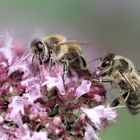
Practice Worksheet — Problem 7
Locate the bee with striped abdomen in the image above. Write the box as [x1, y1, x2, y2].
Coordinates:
[97, 53, 140, 115]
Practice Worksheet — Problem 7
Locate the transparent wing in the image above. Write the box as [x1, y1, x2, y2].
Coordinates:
[119, 72, 140, 91]
[58, 40, 89, 46]
[66, 41, 87, 45]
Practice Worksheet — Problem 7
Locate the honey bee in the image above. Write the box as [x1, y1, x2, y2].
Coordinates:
[97, 53, 140, 115]
[31, 34, 91, 80]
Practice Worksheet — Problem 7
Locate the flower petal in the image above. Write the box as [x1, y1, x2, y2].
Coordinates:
[81, 105, 117, 129]
[76, 80, 91, 99]
[41, 75, 65, 93]
[84, 123, 100, 140]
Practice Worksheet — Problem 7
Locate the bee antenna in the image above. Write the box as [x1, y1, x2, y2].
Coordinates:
[32, 55, 36, 65]
[58, 40, 89, 46]
[88, 57, 101, 64]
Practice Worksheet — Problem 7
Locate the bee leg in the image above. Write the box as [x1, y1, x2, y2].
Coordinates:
[92, 78, 112, 83]
[63, 62, 68, 81]
[48, 57, 53, 70]
[110, 96, 122, 107]
[110, 92, 129, 107]
[31, 55, 37, 76]
[32, 55, 36, 66]
[120, 72, 136, 90]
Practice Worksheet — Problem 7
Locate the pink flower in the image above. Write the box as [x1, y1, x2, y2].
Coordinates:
[81, 105, 117, 129]
[0, 130, 9, 140]
[84, 123, 100, 140]
[76, 80, 91, 99]
[0, 116, 4, 124]
[8, 63, 31, 79]
[0, 32, 28, 65]
[23, 84, 42, 103]
[0, 47, 13, 64]
[0, 33, 120, 140]
[21, 77, 40, 88]
[8, 96, 26, 114]
[53, 116, 61, 126]
[15, 125, 32, 140]
[5, 96, 30, 127]
[30, 131, 49, 140]
[41, 74, 65, 93]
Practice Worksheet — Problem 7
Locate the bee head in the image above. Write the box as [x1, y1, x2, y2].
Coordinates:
[31, 38, 45, 53]
[30, 38, 50, 63]
[98, 53, 115, 76]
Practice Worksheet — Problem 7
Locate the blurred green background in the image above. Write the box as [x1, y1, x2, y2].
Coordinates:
[0, 0, 140, 140]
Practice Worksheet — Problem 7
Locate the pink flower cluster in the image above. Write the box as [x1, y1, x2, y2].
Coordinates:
[0, 33, 117, 140]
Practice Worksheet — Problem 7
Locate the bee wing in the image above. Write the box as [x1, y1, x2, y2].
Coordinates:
[120, 72, 139, 91]
[135, 70, 140, 88]
[137, 70, 140, 75]
[58, 40, 89, 46]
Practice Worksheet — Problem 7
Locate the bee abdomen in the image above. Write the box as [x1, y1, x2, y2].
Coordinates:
[126, 92, 140, 115]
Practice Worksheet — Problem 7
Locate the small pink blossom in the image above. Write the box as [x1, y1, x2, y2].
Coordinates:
[0, 47, 14, 64]
[81, 105, 117, 129]
[76, 80, 91, 99]
[5, 96, 28, 126]
[0, 61, 8, 68]
[30, 131, 49, 140]
[21, 77, 40, 87]
[93, 94, 102, 102]
[8, 63, 31, 79]
[0, 33, 28, 65]
[16, 125, 32, 140]
[53, 116, 61, 126]
[84, 123, 100, 140]
[23, 84, 42, 103]
[41, 74, 65, 93]
[8, 96, 26, 115]
[0, 33, 120, 140]
[0, 130, 9, 140]
[0, 116, 4, 124]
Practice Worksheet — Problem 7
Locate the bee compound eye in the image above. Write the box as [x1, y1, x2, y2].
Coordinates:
[36, 41, 44, 52]
[54, 40, 59, 44]
[101, 60, 110, 68]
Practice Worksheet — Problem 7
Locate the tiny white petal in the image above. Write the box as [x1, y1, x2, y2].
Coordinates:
[81, 105, 117, 129]
[9, 86, 14, 93]
[84, 123, 100, 140]
[23, 84, 42, 103]
[76, 80, 91, 99]
[41, 75, 65, 93]
[30, 131, 49, 140]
